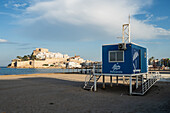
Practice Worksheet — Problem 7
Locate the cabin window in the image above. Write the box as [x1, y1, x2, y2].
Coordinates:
[109, 51, 124, 62]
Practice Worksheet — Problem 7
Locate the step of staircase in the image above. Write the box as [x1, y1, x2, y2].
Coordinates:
[84, 85, 93, 90]
[83, 74, 101, 91]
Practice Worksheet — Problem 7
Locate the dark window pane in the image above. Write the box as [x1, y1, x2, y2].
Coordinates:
[117, 51, 123, 61]
[110, 52, 116, 61]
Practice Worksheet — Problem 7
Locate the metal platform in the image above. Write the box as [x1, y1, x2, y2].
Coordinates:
[83, 66, 161, 95]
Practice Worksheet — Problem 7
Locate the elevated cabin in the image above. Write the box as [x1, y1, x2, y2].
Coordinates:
[102, 42, 147, 75]
[84, 42, 160, 95]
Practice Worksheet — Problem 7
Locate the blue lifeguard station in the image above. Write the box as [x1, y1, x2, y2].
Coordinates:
[102, 42, 147, 74]
[84, 17, 161, 95]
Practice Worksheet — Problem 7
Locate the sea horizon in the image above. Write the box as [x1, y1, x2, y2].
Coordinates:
[0, 67, 85, 75]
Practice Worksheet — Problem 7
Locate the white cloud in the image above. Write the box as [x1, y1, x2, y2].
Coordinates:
[0, 12, 19, 18]
[156, 16, 168, 21]
[19, 0, 170, 41]
[0, 39, 8, 43]
[13, 3, 27, 8]
[143, 14, 153, 22]
[4, 4, 8, 7]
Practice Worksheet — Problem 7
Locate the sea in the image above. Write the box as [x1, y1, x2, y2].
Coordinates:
[0, 67, 82, 75]
[0, 67, 170, 82]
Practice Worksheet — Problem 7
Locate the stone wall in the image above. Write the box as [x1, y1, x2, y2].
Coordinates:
[9, 58, 68, 68]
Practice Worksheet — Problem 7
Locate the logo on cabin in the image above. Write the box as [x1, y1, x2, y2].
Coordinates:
[133, 51, 139, 61]
[133, 50, 141, 73]
[110, 63, 123, 73]
[112, 63, 120, 71]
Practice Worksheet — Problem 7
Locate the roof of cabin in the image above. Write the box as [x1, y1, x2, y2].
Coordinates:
[102, 42, 146, 48]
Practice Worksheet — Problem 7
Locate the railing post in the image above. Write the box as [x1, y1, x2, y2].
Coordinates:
[93, 65, 95, 75]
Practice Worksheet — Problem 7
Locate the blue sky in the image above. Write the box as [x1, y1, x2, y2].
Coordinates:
[0, 0, 170, 66]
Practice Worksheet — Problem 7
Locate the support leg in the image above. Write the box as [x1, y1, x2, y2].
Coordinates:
[110, 76, 112, 87]
[94, 75, 97, 91]
[146, 74, 147, 80]
[116, 76, 118, 86]
[129, 76, 132, 95]
[141, 75, 144, 84]
[123, 76, 125, 84]
[103, 75, 105, 88]
[141, 75, 144, 93]
[136, 75, 138, 89]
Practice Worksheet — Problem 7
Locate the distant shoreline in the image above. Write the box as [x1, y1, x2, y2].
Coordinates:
[7, 66, 67, 69]
[0, 72, 169, 77]
[0, 73, 63, 77]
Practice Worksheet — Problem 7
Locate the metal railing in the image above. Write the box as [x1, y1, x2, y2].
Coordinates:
[132, 72, 161, 95]
[142, 72, 161, 94]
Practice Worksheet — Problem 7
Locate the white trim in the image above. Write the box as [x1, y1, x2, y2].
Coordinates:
[133, 69, 141, 73]
[102, 42, 146, 48]
[94, 73, 147, 77]
[109, 50, 124, 62]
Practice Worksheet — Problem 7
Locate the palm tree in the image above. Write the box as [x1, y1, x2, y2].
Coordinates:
[31, 54, 36, 60]
[17, 56, 22, 59]
[149, 56, 154, 65]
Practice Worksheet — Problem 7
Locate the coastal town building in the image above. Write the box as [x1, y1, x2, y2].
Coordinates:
[33, 48, 49, 56]
[67, 62, 82, 68]
[148, 58, 170, 70]
[8, 48, 94, 68]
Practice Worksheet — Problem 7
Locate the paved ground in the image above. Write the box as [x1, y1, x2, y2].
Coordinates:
[0, 74, 170, 113]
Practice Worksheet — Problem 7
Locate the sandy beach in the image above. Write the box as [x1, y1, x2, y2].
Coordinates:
[0, 73, 170, 113]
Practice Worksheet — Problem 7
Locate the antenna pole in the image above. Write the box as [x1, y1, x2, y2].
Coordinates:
[118, 15, 131, 43]
[122, 25, 124, 43]
[129, 14, 131, 43]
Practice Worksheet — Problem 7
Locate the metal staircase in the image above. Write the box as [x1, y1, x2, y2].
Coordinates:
[83, 74, 101, 91]
[83, 64, 102, 91]
[132, 72, 161, 95]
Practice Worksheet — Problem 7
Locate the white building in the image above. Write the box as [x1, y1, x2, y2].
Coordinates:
[67, 62, 82, 68]
[36, 52, 70, 59]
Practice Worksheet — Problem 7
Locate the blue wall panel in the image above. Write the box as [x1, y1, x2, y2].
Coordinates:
[102, 43, 147, 74]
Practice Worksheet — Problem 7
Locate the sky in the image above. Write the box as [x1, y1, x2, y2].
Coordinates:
[0, 0, 170, 66]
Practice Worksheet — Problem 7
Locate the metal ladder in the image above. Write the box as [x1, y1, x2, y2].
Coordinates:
[83, 74, 101, 91]
[83, 64, 102, 91]
[132, 72, 161, 95]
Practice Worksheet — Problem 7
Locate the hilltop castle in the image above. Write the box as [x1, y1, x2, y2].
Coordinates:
[8, 48, 93, 68]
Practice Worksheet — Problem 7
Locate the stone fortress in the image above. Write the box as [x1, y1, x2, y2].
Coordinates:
[8, 48, 93, 68]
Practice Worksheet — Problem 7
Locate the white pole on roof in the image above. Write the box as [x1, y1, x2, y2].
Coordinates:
[129, 14, 131, 43]
[120, 15, 131, 43]
[122, 24, 124, 43]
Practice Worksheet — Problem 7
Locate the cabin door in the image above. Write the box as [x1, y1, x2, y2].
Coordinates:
[132, 48, 141, 73]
